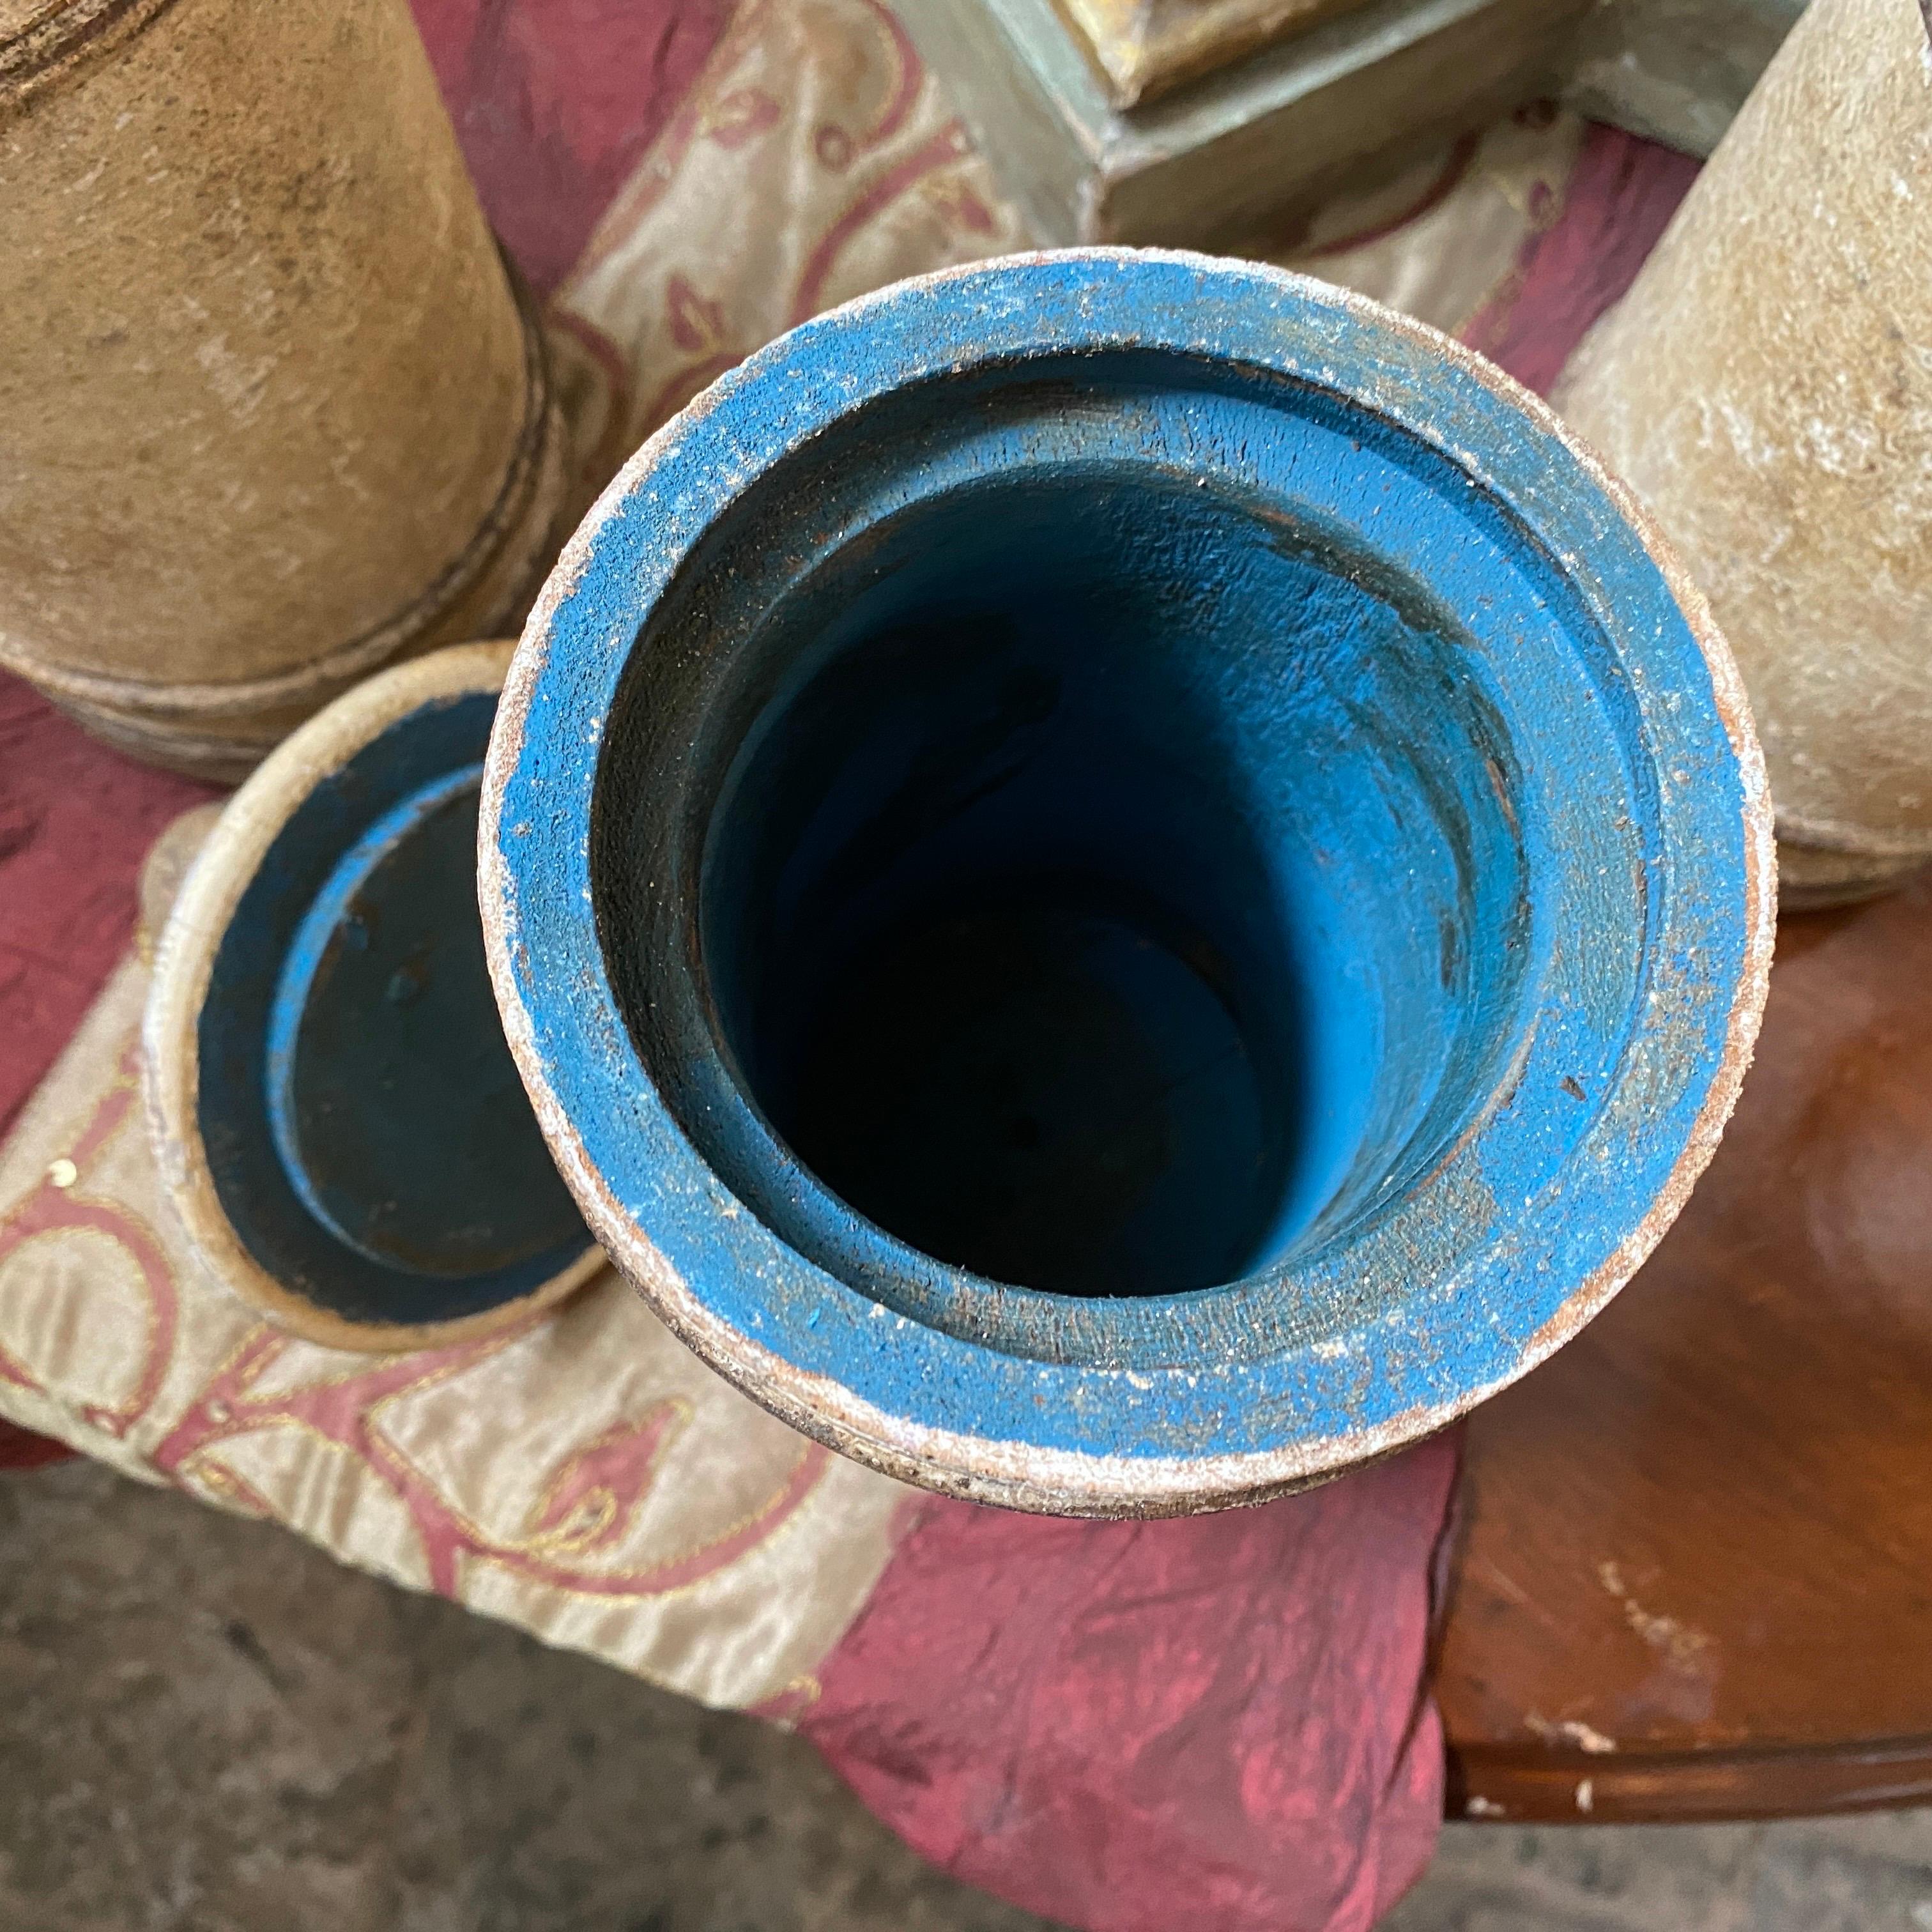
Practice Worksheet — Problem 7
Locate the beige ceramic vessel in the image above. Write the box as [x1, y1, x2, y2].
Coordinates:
[1556, 0, 1932, 905]
[0, 0, 567, 776]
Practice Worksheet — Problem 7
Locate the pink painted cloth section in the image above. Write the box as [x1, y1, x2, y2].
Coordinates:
[0, 674, 207, 1472]
[0, 681, 215, 1140]
[1466, 122, 1702, 395]
[411, 0, 732, 292]
[0, 1417, 75, 1471]
[802, 1440, 1460, 1932]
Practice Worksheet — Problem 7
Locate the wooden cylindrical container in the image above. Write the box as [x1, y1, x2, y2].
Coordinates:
[484, 252, 1773, 1516]
[0, 0, 567, 777]
[1555, 0, 1932, 906]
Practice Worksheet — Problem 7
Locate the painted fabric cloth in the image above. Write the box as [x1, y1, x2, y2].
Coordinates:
[0, 4, 1699, 1926]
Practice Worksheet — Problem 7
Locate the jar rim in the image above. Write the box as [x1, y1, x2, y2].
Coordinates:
[482, 249, 1773, 1515]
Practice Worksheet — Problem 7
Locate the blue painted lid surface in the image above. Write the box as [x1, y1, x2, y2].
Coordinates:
[188, 671, 595, 1337]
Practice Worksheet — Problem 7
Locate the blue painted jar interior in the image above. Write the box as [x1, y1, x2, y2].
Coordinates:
[201, 694, 593, 1325]
[594, 351, 1549, 1305]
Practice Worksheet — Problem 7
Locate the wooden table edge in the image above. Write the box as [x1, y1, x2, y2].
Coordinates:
[1446, 1735, 1932, 1825]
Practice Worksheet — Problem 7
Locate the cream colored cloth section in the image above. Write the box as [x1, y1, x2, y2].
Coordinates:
[556, 0, 1032, 447]
[552, 1, 1585, 450]
[1281, 107, 1586, 340]
[0, 0, 1590, 1713]
[0, 827, 909, 1713]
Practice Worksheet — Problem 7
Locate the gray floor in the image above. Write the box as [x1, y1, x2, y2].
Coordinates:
[5, 1459, 1931, 1932]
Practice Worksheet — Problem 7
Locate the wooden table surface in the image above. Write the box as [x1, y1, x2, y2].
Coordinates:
[1438, 869, 1932, 1823]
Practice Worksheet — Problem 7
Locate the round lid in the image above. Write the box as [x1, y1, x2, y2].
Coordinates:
[148, 642, 601, 1350]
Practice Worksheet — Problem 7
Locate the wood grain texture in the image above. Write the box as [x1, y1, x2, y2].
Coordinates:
[1439, 870, 1932, 1822]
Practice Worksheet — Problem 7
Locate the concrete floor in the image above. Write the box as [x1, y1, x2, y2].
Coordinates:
[6, 1459, 1932, 1932]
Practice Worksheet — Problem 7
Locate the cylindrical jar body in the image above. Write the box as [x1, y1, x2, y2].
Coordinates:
[0, 0, 565, 774]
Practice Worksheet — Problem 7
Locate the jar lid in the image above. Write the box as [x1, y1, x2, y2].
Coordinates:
[147, 642, 601, 1350]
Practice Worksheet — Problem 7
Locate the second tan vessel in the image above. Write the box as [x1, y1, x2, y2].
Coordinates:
[1556, 0, 1932, 905]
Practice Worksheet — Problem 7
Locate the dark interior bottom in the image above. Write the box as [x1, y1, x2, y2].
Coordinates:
[780, 879, 1285, 1298]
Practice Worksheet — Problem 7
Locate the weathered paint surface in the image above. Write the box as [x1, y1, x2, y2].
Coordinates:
[482, 250, 1773, 1515]
[199, 695, 590, 1325]
[149, 645, 599, 1351]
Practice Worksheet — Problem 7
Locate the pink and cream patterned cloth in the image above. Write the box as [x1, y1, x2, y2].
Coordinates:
[0, 7, 1699, 1925]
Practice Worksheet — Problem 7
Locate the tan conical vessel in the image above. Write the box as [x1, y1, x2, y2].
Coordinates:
[1555, 0, 1932, 905]
[0, 0, 568, 776]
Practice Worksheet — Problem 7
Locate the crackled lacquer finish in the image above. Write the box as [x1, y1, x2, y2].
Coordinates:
[1557, 0, 1932, 905]
[0, 0, 567, 775]
[483, 250, 1772, 1517]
